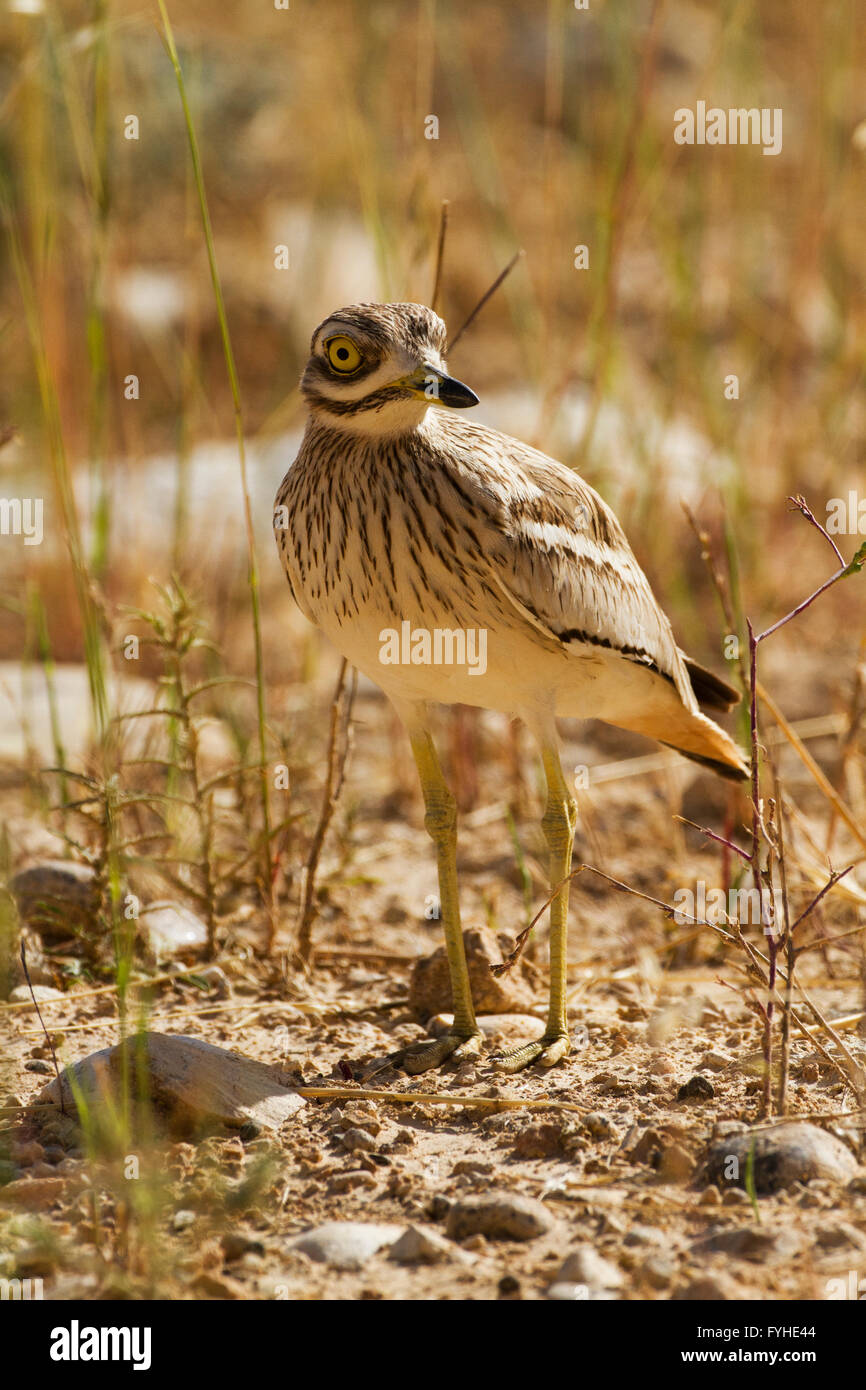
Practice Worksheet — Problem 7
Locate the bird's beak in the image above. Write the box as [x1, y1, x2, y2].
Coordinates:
[397, 363, 479, 409]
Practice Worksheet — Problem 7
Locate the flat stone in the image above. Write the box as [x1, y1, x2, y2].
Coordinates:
[410, 927, 540, 1019]
[701, 1122, 858, 1194]
[558, 1245, 624, 1291]
[292, 1222, 403, 1270]
[36, 1032, 305, 1136]
[0, 1177, 68, 1211]
[139, 901, 209, 962]
[8, 984, 64, 1004]
[446, 1191, 553, 1242]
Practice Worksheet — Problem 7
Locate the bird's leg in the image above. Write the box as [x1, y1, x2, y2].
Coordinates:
[498, 737, 576, 1072]
[382, 723, 483, 1076]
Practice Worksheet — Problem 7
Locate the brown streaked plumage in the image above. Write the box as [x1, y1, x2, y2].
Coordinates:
[275, 302, 747, 1075]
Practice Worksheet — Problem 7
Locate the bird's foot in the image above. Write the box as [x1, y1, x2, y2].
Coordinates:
[495, 1031, 571, 1074]
[365, 1030, 484, 1079]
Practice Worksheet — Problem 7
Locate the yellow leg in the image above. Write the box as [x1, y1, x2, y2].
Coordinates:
[499, 736, 576, 1072]
[377, 721, 482, 1076]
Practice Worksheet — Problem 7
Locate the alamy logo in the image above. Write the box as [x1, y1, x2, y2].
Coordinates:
[379, 620, 488, 676]
[0, 496, 43, 545]
[0, 1277, 43, 1300]
[672, 881, 773, 927]
[826, 491, 866, 535]
[674, 102, 782, 156]
[49, 1321, 152, 1371]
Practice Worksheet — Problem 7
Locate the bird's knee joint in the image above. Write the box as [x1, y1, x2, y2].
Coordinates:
[542, 795, 577, 846]
[424, 794, 457, 840]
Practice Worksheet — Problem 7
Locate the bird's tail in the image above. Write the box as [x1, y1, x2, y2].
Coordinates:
[615, 703, 749, 782]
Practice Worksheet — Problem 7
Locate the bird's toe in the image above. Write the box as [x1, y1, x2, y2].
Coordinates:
[377, 1031, 485, 1077]
[496, 1032, 571, 1073]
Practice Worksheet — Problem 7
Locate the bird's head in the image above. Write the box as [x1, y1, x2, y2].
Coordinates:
[299, 302, 478, 435]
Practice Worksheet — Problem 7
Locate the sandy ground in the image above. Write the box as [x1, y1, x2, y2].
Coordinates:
[2, 683, 865, 1302]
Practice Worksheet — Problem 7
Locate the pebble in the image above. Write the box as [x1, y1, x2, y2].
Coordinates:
[172, 1210, 196, 1232]
[722, 1188, 751, 1206]
[340, 1127, 378, 1154]
[701, 1122, 857, 1194]
[327, 1171, 378, 1194]
[222, 1232, 266, 1261]
[674, 1273, 738, 1300]
[292, 1222, 404, 1270]
[649, 1057, 675, 1077]
[445, 1191, 553, 1242]
[547, 1281, 590, 1300]
[583, 1111, 617, 1140]
[557, 1245, 624, 1292]
[623, 1224, 664, 1248]
[677, 1075, 715, 1101]
[512, 1122, 564, 1159]
[139, 901, 209, 962]
[388, 1225, 456, 1265]
[640, 1254, 676, 1290]
[699, 1050, 732, 1072]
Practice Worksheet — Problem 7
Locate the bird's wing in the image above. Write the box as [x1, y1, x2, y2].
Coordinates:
[438, 420, 699, 712]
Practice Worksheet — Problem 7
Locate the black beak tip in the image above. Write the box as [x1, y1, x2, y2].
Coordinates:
[440, 378, 479, 409]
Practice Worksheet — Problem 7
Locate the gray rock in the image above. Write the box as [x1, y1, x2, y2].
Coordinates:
[10, 861, 100, 942]
[547, 1281, 590, 1300]
[292, 1222, 403, 1270]
[37, 1032, 305, 1135]
[340, 1127, 377, 1154]
[446, 1191, 553, 1242]
[701, 1122, 857, 1194]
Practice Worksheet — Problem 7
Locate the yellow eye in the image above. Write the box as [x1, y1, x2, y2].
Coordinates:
[325, 335, 363, 374]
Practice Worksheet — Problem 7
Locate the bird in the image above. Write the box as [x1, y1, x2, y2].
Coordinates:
[274, 301, 747, 1075]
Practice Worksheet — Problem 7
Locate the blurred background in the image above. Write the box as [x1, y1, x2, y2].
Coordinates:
[0, 0, 864, 929]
